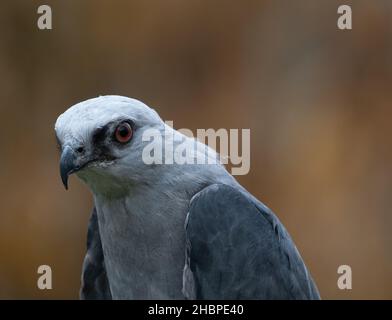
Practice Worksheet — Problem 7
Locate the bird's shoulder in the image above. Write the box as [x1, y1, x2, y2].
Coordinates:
[187, 183, 280, 238]
[184, 183, 320, 299]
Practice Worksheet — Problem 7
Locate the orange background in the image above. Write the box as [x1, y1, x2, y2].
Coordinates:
[0, 0, 391, 299]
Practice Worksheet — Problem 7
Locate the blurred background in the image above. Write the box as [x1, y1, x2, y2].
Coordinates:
[0, 0, 391, 299]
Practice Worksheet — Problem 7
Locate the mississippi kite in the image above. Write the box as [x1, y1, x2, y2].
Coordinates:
[55, 95, 320, 299]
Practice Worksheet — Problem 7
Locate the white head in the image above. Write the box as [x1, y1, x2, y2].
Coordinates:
[55, 95, 166, 197]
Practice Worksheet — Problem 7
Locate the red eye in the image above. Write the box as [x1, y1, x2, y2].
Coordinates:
[115, 122, 133, 143]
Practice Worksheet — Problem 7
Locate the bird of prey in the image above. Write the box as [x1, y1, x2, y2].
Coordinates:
[55, 95, 320, 300]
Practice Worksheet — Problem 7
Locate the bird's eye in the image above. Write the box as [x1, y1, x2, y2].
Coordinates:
[115, 122, 133, 143]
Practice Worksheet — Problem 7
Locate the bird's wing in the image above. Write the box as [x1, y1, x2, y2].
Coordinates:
[80, 207, 112, 299]
[183, 183, 320, 299]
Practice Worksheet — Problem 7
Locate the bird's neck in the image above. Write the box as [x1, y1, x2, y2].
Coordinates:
[92, 184, 191, 298]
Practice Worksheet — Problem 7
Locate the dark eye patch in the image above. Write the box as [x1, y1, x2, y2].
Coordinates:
[92, 124, 110, 146]
[91, 124, 114, 161]
[91, 119, 135, 162]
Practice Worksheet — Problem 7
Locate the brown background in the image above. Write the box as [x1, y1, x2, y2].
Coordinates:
[0, 0, 391, 299]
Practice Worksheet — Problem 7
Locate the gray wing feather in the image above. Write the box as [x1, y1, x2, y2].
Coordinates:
[183, 183, 320, 300]
[80, 207, 112, 299]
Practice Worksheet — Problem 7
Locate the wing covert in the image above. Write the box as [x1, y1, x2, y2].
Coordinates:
[183, 183, 320, 300]
[80, 207, 112, 299]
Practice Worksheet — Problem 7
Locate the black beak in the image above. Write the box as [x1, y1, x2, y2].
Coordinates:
[60, 146, 77, 190]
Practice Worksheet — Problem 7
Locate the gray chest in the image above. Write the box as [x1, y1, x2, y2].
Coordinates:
[95, 194, 189, 299]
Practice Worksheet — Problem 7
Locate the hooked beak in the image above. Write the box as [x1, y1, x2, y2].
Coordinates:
[59, 146, 78, 190]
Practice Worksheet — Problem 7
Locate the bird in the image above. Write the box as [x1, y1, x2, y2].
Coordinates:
[54, 95, 320, 300]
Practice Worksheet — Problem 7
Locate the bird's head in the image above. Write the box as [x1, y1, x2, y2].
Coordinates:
[55, 95, 164, 195]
